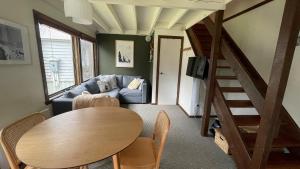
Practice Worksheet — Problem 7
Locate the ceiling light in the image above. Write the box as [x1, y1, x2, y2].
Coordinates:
[64, 0, 93, 25]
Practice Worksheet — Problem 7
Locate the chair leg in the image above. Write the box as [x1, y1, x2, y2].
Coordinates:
[79, 165, 88, 169]
[112, 154, 120, 169]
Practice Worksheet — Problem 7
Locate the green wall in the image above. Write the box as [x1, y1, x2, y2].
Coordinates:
[97, 34, 151, 81]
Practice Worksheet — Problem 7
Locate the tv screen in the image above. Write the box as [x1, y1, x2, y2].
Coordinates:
[186, 57, 196, 76]
[186, 56, 209, 79]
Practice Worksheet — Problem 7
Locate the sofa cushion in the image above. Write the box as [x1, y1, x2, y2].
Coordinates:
[101, 88, 120, 98]
[63, 85, 87, 98]
[119, 88, 142, 97]
[116, 75, 123, 88]
[84, 78, 99, 94]
[122, 75, 141, 88]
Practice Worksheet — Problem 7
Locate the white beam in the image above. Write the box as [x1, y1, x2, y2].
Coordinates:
[167, 9, 188, 29]
[185, 10, 214, 29]
[130, 5, 138, 34]
[92, 12, 110, 32]
[89, 0, 227, 11]
[103, 4, 123, 33]
[149, 7, 162, 34]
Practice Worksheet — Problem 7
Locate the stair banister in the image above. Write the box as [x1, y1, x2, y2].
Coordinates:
[201, 10, 224, 136]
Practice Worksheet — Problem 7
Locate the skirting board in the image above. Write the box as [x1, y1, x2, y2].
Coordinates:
[177, 104, 217, 118]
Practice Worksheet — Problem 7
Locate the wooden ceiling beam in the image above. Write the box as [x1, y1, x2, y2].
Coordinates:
[89, 0, 227, 10]
[167, 9, 188, 29]
[92, 12, 110, 32]
[103, 3, 124, 33]
[130, 5, 138, 34]
[148, 7, 162, 34]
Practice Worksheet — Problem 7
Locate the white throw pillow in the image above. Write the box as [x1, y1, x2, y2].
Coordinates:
[128, 78, 141, 90]
[97, 80, 112, 93]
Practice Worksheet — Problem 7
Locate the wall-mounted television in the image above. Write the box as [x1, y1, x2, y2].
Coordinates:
[186, 56, 209, 79]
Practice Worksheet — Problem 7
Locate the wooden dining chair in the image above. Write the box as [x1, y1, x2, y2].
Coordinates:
[0, 113, 46, 169]
[115, 111, 171, 169]
[72, 94, 120, 110]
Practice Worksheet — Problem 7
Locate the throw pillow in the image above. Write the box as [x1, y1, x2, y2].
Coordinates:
[97, 80, 112, 93]
[64, 86, 87, 98]
[82, 91, 91, 95]
[84, 78, 99, 94]
[128, 78, 141, 90]
[98, 75, 118, 89]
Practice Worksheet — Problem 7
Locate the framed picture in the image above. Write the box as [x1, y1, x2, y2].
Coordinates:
[115, 40, 134, 68]
[0, 18, 31, 64]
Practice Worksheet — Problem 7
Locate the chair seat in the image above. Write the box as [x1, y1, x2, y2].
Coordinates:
[120, 137, 156, 169]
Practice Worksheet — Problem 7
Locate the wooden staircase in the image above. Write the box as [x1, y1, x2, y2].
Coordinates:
[186, 1, 300, 169]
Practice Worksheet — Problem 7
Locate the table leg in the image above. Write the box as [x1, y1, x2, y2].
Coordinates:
[112, 154, 120, 169]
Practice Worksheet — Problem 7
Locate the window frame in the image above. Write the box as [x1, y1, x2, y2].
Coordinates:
[33, 10, 97, 104]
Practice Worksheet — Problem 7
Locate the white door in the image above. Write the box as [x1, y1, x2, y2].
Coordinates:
[157, 37, 182, 105]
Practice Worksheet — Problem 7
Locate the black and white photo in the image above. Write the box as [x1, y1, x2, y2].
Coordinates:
[0, 18, 30, 64]
[115, 40, 134, 68]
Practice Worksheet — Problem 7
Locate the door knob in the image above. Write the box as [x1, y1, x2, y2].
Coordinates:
[160, 72, 164, 75]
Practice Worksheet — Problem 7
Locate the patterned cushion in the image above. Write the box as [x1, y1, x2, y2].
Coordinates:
[98, 75, 118, 89]
[97, 80, 112, 93]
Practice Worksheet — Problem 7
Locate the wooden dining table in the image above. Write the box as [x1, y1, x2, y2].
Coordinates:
[16, 107, 143, 169]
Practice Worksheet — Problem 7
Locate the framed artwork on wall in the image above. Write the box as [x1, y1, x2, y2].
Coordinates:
[0, 18, 31, 64]
[115, 40, 134, 68]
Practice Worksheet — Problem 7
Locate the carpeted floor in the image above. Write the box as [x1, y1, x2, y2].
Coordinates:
[89, 104, 236, 169]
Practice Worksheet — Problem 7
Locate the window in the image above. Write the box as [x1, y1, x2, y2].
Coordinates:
[39, 24, 76, 95]
[34, 11, 96, 103]
[80, 39, 94, 81]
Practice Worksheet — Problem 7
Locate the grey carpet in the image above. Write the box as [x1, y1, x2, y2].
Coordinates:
[89, 104, 236, 169]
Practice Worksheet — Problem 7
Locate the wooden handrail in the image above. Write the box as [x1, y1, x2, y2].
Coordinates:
[186, 28, 204, 57]
[213, 84, 251, 169]
[201, 11, 224, 136]
[223, 0, 274, 22]
[250, 0, 300, 168]
[202, 17, 299, 131]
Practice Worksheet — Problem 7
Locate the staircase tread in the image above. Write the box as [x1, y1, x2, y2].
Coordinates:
[267, 151, 300, 169]
[226, 100, 253, 108]
[217, 65, 231, 69]
[233, 115, 260, 126]
[216, 76, 237, 80]
[221, 87, 245, 93]
[241, 125, 300, 149]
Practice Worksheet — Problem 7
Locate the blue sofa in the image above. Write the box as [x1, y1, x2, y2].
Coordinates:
[52, 75, 149, 115]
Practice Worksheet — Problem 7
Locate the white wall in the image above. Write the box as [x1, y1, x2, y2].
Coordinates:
[178, 32, 195, 115]
[0, 0, 97, 168]
[151, 29, 184, 103]
[224, 0, 300, 125]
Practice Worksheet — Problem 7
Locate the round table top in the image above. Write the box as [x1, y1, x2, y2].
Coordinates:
[16, 107, 143, 169]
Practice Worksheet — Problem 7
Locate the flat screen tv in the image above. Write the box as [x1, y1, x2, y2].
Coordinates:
[186, 56, 209, 79]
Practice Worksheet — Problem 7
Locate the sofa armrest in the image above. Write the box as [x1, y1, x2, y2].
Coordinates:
[140, 81, 148, 103]
[52, 97, 73, 116]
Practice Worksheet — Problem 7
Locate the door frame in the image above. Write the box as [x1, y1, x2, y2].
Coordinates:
[155, 35, 184, 105]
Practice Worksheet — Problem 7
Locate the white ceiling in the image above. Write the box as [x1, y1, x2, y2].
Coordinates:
[89, 0, 233, 35]
[75, 0, 232, 35]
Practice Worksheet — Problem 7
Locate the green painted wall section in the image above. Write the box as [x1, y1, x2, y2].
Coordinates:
[97, 34, 152, 81]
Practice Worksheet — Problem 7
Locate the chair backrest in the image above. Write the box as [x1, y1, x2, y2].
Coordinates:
[72, 94, 120, 110]
[92, 96, 120, 107]
[153, 111, 170, 169]
[0, 113, 46, 169]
